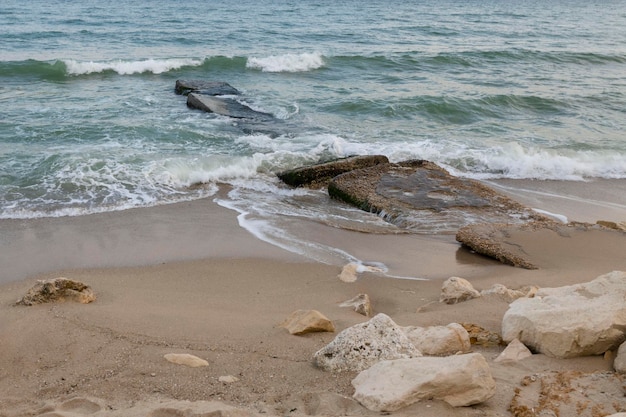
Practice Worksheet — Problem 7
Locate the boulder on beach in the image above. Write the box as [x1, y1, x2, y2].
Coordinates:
[175, 79, 241, 96]
[502, 270, 626, 358]
[328, 160, 543, 234]
[277, 155, 389, 189]
[16, 277, 96, 306]
[351, 353, 496, 411]
[313, 313, 421, 372]
[280, 309, 335, 335]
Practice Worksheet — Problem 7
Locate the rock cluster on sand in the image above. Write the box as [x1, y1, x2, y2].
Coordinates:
[439, 276, 536, 305]
[313, 313, 495, 411]
[16, 277, 96, 305]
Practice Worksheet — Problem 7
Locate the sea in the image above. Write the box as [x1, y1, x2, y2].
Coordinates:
[2, 0, 626, 248]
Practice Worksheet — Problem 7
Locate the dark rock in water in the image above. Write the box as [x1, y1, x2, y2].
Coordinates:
[175, 80, 240, 96]
[187, 93, 274, 121]
[328, 160, 546, 234]
[278, 155, 390, 188]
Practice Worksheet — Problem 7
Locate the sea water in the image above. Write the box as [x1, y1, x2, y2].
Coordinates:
[2, 0, 626, 238]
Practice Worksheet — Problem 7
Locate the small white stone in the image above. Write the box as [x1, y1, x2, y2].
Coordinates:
[164, 353, 209, 368]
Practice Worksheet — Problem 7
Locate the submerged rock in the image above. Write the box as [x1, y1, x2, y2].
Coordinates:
[187, 93, 274, 121]
[328, 160, 543, 234]
[175, 79, 240, 96]
[277, 155, 389, 189]
[16, 277, 96, 306]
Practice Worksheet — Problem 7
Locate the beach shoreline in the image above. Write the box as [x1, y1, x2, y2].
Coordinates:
[1, 178, 625, 416]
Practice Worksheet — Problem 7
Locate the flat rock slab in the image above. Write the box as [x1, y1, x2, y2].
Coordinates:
[278, 155, 389, 188]
[456, 220, 626, 269]
[328, 160, 543, 234]
[187, 93, 274, 121]
[175, 79, 240, 96]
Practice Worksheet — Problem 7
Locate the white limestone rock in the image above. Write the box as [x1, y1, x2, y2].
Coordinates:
[164, 353, 209, 368]
[480, 284, 538, 302]
[403, 323, 471, 356]
[440, 277, 481, 304]
[502, 271, 626, 358]
[613, 341, 626, 373]
[494, 338, 533, 363]
[352, 353, 496, 411]
[313, 313, 421, 372]
[339, 294, 372, 316]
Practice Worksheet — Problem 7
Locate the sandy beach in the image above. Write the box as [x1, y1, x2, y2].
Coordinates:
[1, 179, 626, 417]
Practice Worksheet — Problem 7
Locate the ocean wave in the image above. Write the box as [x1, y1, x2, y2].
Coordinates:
[63, 57, 204, 75]
[246, 52, 325, 72]
[380, 140, 626, 181]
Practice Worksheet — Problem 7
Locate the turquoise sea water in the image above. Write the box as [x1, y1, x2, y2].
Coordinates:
[2, 0, 626, 223]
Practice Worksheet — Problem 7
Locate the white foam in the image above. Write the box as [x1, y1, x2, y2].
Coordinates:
[380, 139, 626, 181]
[63, 58, 203, 75]
[532, 208, 568, 224]
[246, 52, 325, 72]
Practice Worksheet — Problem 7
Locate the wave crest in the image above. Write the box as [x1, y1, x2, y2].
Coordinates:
[246, 52, 325, 72]
[63, 58, 204, 75]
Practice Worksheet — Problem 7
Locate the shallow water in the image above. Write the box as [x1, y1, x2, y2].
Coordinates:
[2, 0, 625, 239]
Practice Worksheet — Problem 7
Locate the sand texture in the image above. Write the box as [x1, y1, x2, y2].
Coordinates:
[1, 179, 626, 416]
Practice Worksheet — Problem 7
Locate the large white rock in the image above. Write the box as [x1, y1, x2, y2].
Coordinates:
[403, 323, 471, 356]
[352, 353, 496, 411]
[439, 277, 481, 304]
[313, 313, 421, 372]
[502, 271, 626, 358]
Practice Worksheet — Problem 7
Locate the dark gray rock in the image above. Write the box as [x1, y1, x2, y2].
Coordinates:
[328, 160, 546, 234]
[278, 155, 389, 188]
[187, 93, 274, 121]
[175, 80, 240, 96]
